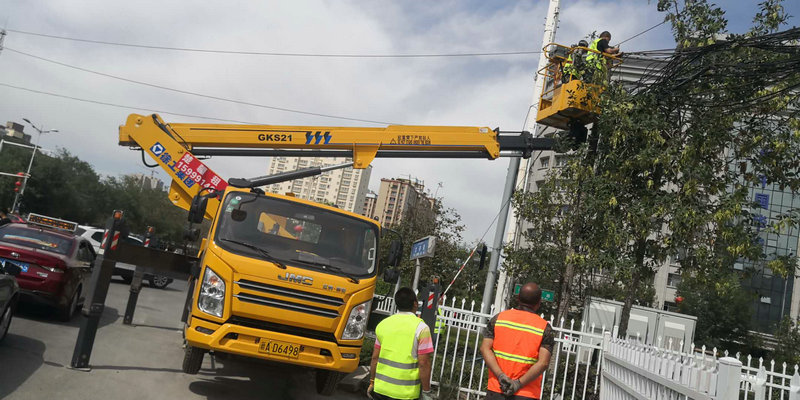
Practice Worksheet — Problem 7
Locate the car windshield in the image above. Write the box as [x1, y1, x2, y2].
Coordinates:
[0, 225, 74, 255]
[215, 192, 379, 277]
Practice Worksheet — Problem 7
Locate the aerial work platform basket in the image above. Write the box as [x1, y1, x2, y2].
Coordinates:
[536, 43, 622, 130]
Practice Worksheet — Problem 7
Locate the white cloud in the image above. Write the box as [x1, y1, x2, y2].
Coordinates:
[0, 0, 678, 243]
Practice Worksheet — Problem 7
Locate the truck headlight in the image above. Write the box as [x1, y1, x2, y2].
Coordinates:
[342, 300, 371, 340]
[198, 267, 225, 318]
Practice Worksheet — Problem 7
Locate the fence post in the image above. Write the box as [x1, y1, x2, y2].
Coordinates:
[599, 331, 612, 400]
[790, 369, 800, 400]
[716, 357, 743, 400]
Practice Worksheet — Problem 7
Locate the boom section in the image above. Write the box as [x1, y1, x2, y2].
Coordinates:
[119, 113, 501, 168]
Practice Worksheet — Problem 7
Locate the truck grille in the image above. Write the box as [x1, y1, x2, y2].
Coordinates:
[227, 315, 337, 342]
[234, 279, 343, 319]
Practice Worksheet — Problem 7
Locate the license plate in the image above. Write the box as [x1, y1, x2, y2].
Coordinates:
[0, 258, 29, 273]
[258, 340, 301, 359]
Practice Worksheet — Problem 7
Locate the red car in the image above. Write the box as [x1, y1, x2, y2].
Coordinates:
[0, 215, 95, 321]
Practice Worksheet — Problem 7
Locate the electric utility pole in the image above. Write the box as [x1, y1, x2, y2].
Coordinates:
[480, 0, 560, 315]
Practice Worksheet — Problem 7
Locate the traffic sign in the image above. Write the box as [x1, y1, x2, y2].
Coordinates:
[513, 284, 555, 302]
[410, 236, 436, 260]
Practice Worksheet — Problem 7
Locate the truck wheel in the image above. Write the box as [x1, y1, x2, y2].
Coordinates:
[182, 344, 205, 374]
[315, 369, 343, 396]
[149, 275, 171, 289]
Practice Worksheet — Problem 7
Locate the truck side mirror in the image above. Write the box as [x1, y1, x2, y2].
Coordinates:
[188, 194, 209, 224]
[383, 268, 400, 284]
[184, 227, 201, 242]
[387, 239, 403, 267]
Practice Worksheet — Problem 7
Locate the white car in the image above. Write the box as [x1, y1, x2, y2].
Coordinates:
[75, 226, 172, 289]
[76, 225, 105, 254]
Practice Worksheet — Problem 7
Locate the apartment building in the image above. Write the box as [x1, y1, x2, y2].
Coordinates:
[263, 156, 371, 214]
[363, 178, 435, 227]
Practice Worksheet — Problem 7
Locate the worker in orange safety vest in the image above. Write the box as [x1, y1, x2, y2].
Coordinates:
[480, 282, 554, 399]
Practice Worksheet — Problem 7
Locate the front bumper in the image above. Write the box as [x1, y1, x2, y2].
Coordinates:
[186, 315, 360, 373]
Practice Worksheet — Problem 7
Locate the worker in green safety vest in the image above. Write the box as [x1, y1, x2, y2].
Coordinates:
[584, 31, 621, 84]
[562, 40, 589, 83]
[434, 307, 445, 335]
[368, 287, 435, 400]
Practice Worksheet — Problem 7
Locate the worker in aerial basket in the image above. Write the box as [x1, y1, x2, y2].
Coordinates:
[585, 30, 621, 83]
[368, 287, 435, 400]
[480, 282, 554, 400]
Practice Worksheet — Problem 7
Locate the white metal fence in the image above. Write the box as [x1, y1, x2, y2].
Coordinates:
[431, 296, 611, 400]
[601, 332, 800, 400]
[371, 294, 800, 400]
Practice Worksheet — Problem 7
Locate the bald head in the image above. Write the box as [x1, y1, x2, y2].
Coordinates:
[518, 282, 542, 308]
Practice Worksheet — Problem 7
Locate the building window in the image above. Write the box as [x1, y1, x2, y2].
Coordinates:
[540, 157, 550, 169]
[667, 273, 682, 288]
[555, 156, 568, 167]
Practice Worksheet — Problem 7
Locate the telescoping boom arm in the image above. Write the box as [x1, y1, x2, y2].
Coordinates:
[118, 113, 554, 218]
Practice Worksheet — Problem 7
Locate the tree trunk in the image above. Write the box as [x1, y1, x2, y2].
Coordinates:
[555, 127, 601, 323]
[556, 188, 582, 323]
[618, 238, 647, 339]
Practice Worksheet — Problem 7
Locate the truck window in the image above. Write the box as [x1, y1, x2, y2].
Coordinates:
[216, 193, 379, 277]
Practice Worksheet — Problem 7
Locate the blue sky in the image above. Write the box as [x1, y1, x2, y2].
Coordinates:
[0, 0, 797, 242]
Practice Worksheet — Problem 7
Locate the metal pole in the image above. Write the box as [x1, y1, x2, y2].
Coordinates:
[11, 130, 40, 213]
[491, 0, 561, 312]
[71, 210, 126, 370]
[412, 258, 422, 292]
[480, 157, 520, 315]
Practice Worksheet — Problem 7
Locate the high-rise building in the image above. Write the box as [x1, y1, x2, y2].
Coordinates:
[362, 190, 378, 220]
[364, 177, 435, 227]
[130, 173, 165, 191]
[264, 157, 372, 214]
[1, 121, 32, 145]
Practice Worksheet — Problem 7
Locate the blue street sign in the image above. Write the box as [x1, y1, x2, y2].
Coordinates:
[410, 236, 436, 260]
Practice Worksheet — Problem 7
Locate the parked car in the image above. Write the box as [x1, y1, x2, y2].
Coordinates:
[76, 225, 105, 255]
[0, 258, 22, 343]
[0, 215, 95, 321]
[76, 226, 173, 289]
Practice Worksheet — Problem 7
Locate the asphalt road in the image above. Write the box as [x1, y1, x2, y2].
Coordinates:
[0, 278, 367, 400]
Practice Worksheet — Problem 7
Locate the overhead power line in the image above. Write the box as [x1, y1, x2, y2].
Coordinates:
[0, 82, 261, 124]
[5, 20, 667, 60]
[5, 28, 542, 58]
[4, 47, 394, 125]
[617, 20, 668, 46]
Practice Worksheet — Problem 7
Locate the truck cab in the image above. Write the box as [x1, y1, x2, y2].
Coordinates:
[183, 187, 382, 393]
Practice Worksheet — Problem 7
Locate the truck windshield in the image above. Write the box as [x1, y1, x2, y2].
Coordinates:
[215, 192, 379, 277]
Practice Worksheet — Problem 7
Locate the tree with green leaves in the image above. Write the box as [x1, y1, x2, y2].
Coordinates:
[508, 0, 800, 341]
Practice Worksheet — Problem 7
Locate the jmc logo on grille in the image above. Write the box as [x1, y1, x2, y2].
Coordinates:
[278, 273, 313, 286]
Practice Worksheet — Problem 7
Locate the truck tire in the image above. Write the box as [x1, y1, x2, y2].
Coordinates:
[315, 369, 342, 396]
[182, 344, 205, 374]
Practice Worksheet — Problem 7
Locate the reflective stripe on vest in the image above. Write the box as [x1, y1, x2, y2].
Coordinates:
[563, 53, 576, 77]
[585, 38, 604, 69]
[488, 309, 549, 398]
[374, 313, 423, 400]
[435, 307, 445, 334]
